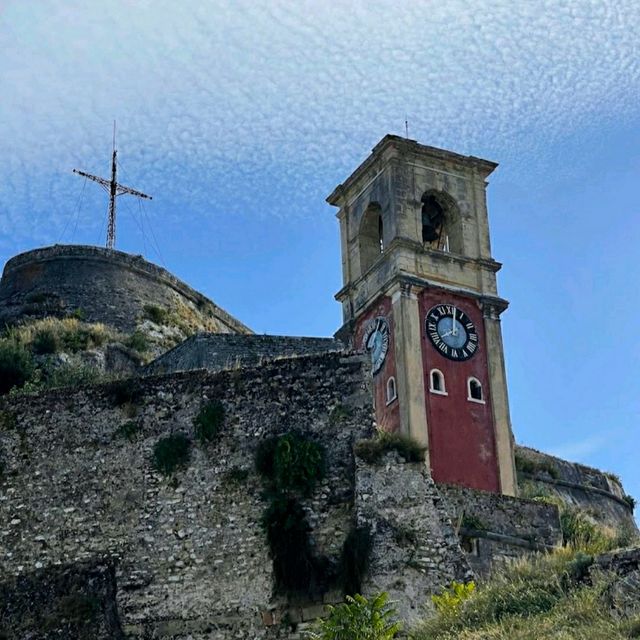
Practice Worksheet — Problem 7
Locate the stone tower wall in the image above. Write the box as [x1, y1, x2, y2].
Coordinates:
[0, 245, 251, 334]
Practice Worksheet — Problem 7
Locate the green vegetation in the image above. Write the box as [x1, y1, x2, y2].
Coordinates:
[31, 328, 59, 354]
[123, 330, 149, 353]
[255, 432, 327, 594]
[193, 400, 225, 443]
[307, 592, 402, 640]
[143, 303, 169, 324]
[355, 431, 425, 465]
[410, 546, 640, 640]
[624, 494, 636, 511]
[329, 403, 353, 425]
[261, 493, 319, 592]
[25, 291, 51, 304]
[515, 450, 559, 479]
[460, 514, 485, 532]
[0, 410, 17, 431]
[256, 431, 325, 494]
[0, 340, 34, 394]
[152, 433, 191, 475]
[431, 581, 476, 615]
[116, 420, 140, 441]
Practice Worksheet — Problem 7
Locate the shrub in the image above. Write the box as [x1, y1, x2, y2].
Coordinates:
[0, 340, 34, 394]
[25, 292, 50, 304]
[0, 410, 17, 431]
[307, 592, 402, 640]
[117, 420, 139, 441]
[515, 450, 559, 479]
[143, 303, 169, 324]
[256, 432, 325, 494]
[45, 363, 103, 389]
[124, 331, 149, 353]
[354, 431, 425, 464]
[193, 400, 224, 443]
[261, 493, 319, 592]
[32, 328, 60, 354]
[560, 508, 616, 554]
[152, 433, 191, 475]
[623, 494, 636, 511]
[460, 514, 485, 531]
[70, 307, 86, 320]
[432, 581, 476, 615]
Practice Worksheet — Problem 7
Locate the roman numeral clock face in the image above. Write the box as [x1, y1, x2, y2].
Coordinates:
[426, 304, 479, 361]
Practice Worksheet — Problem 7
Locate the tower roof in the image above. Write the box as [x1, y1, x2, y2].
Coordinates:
[326, 134, 498, 206]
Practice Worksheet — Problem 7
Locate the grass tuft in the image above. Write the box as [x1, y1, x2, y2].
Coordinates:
[152, 433, 191, 476]
[355, 431, 426, 464]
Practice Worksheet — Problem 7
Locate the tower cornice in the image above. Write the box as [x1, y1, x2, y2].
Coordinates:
[327, 134, 498, 207]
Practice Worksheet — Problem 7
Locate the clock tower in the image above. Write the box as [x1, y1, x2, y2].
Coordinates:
[327, 135, 517, 496]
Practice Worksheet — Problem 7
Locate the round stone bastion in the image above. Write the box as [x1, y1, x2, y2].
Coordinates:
[0, 244, 251, 335]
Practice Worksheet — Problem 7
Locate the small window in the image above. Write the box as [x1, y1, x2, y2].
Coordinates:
[429, 369, 447, 395]
[378, 216, 384, 253]
[386, 376, 397, 405]
[468, 377, 484, 403]
[461, 535, 480, 556]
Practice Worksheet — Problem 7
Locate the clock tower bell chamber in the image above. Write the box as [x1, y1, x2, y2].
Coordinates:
[327, 135, 517, 496]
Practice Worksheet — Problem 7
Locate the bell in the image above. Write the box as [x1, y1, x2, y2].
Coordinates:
[422, 222, 439, 242]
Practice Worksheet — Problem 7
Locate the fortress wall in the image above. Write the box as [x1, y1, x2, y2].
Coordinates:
[515, 445, 636, 531]
[144, 333, 345, 375]
[0, 245, 251, 334]
[439, 484, 562, 575]
[0, 354, 373, 638]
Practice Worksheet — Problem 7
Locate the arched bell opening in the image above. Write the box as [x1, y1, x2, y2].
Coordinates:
[420, 190, 463, 254]
[359, 202, 384, 274]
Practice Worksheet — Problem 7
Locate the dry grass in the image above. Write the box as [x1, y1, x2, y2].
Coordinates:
[411, 547, 637, 640]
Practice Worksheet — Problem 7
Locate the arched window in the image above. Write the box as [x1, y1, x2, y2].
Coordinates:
[359, 203, 384, 274]
[429, 369, 447, 395]
[468, 377, 484, 403]
[386, 376, 397, 405]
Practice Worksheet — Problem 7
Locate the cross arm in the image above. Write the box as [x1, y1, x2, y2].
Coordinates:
[72, 168, 110, 188]
[116, 184, 152, 200]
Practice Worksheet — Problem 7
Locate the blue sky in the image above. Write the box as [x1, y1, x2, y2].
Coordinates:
[2, 1, 640, 500]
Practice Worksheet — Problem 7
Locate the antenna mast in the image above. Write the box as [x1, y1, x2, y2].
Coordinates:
[73, 122, 152, 250]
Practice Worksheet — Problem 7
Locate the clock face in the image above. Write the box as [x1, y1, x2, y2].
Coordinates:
[362, 316, 390, 374]
[426, 304, 479, 361]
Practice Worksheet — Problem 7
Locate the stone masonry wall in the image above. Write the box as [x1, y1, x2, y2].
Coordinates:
[356, 454, 473, 623]
[516, 445, 637, 532]
[0, 244, 251, 335]
[439, 484, 562, 576]
[144, 333, 345, 375]
[0, 353, 374, 639]
[0, 558, 124, 639]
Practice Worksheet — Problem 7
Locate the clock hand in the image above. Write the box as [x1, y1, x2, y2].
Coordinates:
[452, 307, 457, 336]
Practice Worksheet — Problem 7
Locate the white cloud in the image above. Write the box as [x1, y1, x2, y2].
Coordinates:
[548, 433, 610, 464]
[1, 0, 639, 240]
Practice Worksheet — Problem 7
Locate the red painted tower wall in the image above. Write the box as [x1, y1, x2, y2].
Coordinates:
[354, 296, 401, 434]
[419, 289, 500, 492]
